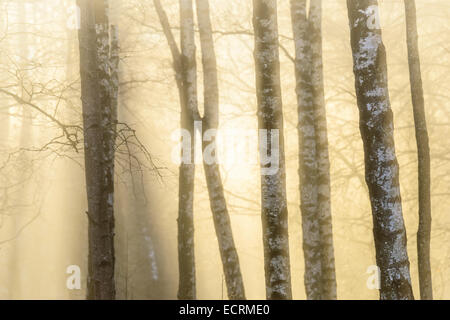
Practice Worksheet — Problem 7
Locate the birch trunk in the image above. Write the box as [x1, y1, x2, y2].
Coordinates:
[347, 0, 414, 300]
[404, 0, 432, 300]
[252, 0, 292, 300]
[196, 0, 246, 300]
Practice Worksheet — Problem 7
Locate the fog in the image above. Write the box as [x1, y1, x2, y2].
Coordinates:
[0, 0, 448, 300]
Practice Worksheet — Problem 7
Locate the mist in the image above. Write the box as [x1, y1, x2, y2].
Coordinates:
[0, 0, 448, 300]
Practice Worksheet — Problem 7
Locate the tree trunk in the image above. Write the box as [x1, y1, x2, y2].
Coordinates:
[77, 0, 117, 300]
[347, 0, 414, 300]
[177, 0, 198, 300]
[155, 0, 245, 299]
[290, 0, 322, 300]
[154, 0, 197, 300]
[252, 0, 292, 300]
[290, 0, 337, 300]
[309, 0, 337, 300]
[196, 0, 246, 300]
[154, 0, 196, 300]
[404, 0, 432, 300]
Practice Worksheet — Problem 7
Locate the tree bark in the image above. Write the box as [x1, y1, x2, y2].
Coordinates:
[404, 0, 432, 300]
[290, 0, 322, 300]
[309, 0, 337, 300]
[347, 0, 414, 300]
[252, 0, 292, 300]
[155, 0, 245, 299]
[290, 0, 337, 300]
[77, 0, 117, 300]
[196, 0, 246, 300]
[177, 0, 198, 300]
[154, 0, 196, 300]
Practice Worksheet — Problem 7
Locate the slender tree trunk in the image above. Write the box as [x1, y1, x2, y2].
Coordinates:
[347, 0, 414, 300]
[153, 0, 196, 299]
[115, 24, 163, 297]
[177, 0, 199, 300]
[309, 0, 337, 300]
[155, 0, 245, 299]
[290, 0, 322, 300]
[252, 0, 292, 300]
[196, 0, 246, 300]
[154, 0, 197, 300]
[290, 0, 336, 300]
[404, 0, 432, 300]
[77, 0, 117, 300]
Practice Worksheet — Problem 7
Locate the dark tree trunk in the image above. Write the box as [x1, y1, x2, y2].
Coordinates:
[347, 0, 414, 300]
[252, 0, 292, 300]
[77, 0, 117, 300]
[404, 0, 432, 300]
